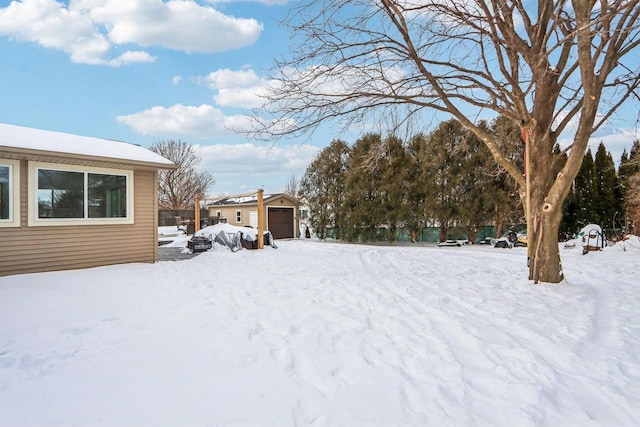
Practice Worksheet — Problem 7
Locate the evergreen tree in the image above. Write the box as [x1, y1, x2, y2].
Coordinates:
[572, 149, 597, 229]
[456, 121, 497, 243]
[619, 142, 640, 202]
[488, 116, 525, 238]
[593, 143, 622, 229]
[377, 135, 410, 243]
[341, 134, 385, 242]
[619, 140, 640, 233]
[341, 133, 409, 243]
[422, 119, 466, 242]
[299, 139, 350, 239]
[405, 134, 430, 241]
[627, 172, 640, 235]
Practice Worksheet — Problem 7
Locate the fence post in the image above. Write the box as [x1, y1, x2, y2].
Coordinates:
[195, 194, 201, 232]
[257, 189, 264, 249]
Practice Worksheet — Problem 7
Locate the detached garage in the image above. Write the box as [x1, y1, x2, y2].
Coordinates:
[0, 123, 176, 277]
[205, 193, 300, 240]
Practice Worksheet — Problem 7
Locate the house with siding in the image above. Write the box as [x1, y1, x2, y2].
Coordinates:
[0, 123, 176, 277]
[205, 193, 301, 239]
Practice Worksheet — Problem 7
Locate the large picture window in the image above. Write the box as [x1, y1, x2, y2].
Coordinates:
[29, 163, 133, 225]
[88, 173, 127, 218]
[0, 160, 19, 227]
[37, 169, 84, 218]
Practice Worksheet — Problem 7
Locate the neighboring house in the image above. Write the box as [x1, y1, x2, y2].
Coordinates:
[0, 123, 176, 277]
[205, 193, 301, 239]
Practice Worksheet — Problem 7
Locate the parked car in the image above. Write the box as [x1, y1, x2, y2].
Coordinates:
[479, 237, 493, 245]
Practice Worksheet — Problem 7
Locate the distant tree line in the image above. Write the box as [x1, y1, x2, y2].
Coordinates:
[300, 118, 640, 243]
[562, 140, 640, 238]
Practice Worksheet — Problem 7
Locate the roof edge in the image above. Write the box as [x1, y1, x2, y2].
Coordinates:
[0, 146, 178, 170]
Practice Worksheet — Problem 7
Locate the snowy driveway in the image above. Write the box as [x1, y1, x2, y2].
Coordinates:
[1, 239, 639, 426]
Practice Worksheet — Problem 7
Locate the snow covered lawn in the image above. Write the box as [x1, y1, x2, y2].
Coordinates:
[1, 238, 639, 426]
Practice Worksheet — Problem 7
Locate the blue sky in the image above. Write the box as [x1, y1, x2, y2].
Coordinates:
[1, 0, 639, 197]
[0, 0, 322, 197]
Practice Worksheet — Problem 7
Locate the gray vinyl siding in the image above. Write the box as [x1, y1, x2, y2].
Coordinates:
[0, 157, 159, 277]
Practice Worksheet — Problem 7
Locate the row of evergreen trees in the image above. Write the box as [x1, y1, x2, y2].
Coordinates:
[300, 117, 640, 243]
[563, 140, 640, 237]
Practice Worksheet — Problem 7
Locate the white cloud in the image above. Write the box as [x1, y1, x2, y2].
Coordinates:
[557, 127, 639, 165]
[0, 0, 263, 66]
[214, 87, 267, 109]
[202, 68, 264, 90]
[198, 63, 409, 111]
[0, 0, 111, 64]
[83, 0, 263, 53]
[198, 68, 268, 108]
[588, 128, 639, 164]
[206, 0, 292, 5]
[172, 75, 182, 85]
[116, 103, 253, 138]
[197, 142, 320, 195]
[106, 50, 156, 66]
[201, 68, 290, 110]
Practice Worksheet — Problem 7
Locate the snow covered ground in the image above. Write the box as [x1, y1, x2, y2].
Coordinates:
[1, 234, 639, 426]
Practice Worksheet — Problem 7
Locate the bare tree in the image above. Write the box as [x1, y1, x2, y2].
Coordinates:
[253, 0, 640, 283]
[149, 140, 215, 210]
[283, 174, 300, 197]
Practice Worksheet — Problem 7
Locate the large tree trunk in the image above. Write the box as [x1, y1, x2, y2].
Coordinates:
[439, 221, 447, 242]
[525, 125, 566, 284]
[467, 222, 480, 245]
[528, 206, 564, 283]
[495, 218, 505, 239]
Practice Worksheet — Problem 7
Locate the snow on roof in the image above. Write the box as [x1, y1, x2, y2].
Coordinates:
[203, 193, 301, 207]
[0, 123, 175, 167]
[207, 194, 275, 206]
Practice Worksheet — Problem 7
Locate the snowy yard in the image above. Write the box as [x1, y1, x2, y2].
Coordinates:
[1, 235, 639, 426]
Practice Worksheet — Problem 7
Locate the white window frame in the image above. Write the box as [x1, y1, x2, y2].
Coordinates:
[0, 159, 20, 228]
[28, 162, 134, 226]
[235, 209, 242, 223]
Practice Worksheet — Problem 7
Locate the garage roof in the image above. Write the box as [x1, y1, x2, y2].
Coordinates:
[206, 193, 300, 206]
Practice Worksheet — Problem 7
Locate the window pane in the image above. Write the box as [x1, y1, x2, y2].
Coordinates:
[38, 170, 84, 218]
[0, 166, 9, 220]
[88, 174, 127, 218]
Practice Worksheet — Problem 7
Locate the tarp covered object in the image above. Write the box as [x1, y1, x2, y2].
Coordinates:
[196, 223, 277, 252]
[212, 230, 243, 252]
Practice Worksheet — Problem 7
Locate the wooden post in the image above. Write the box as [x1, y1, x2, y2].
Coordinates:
[257, 189, 264, 249]
[195, 193, 201, 232]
